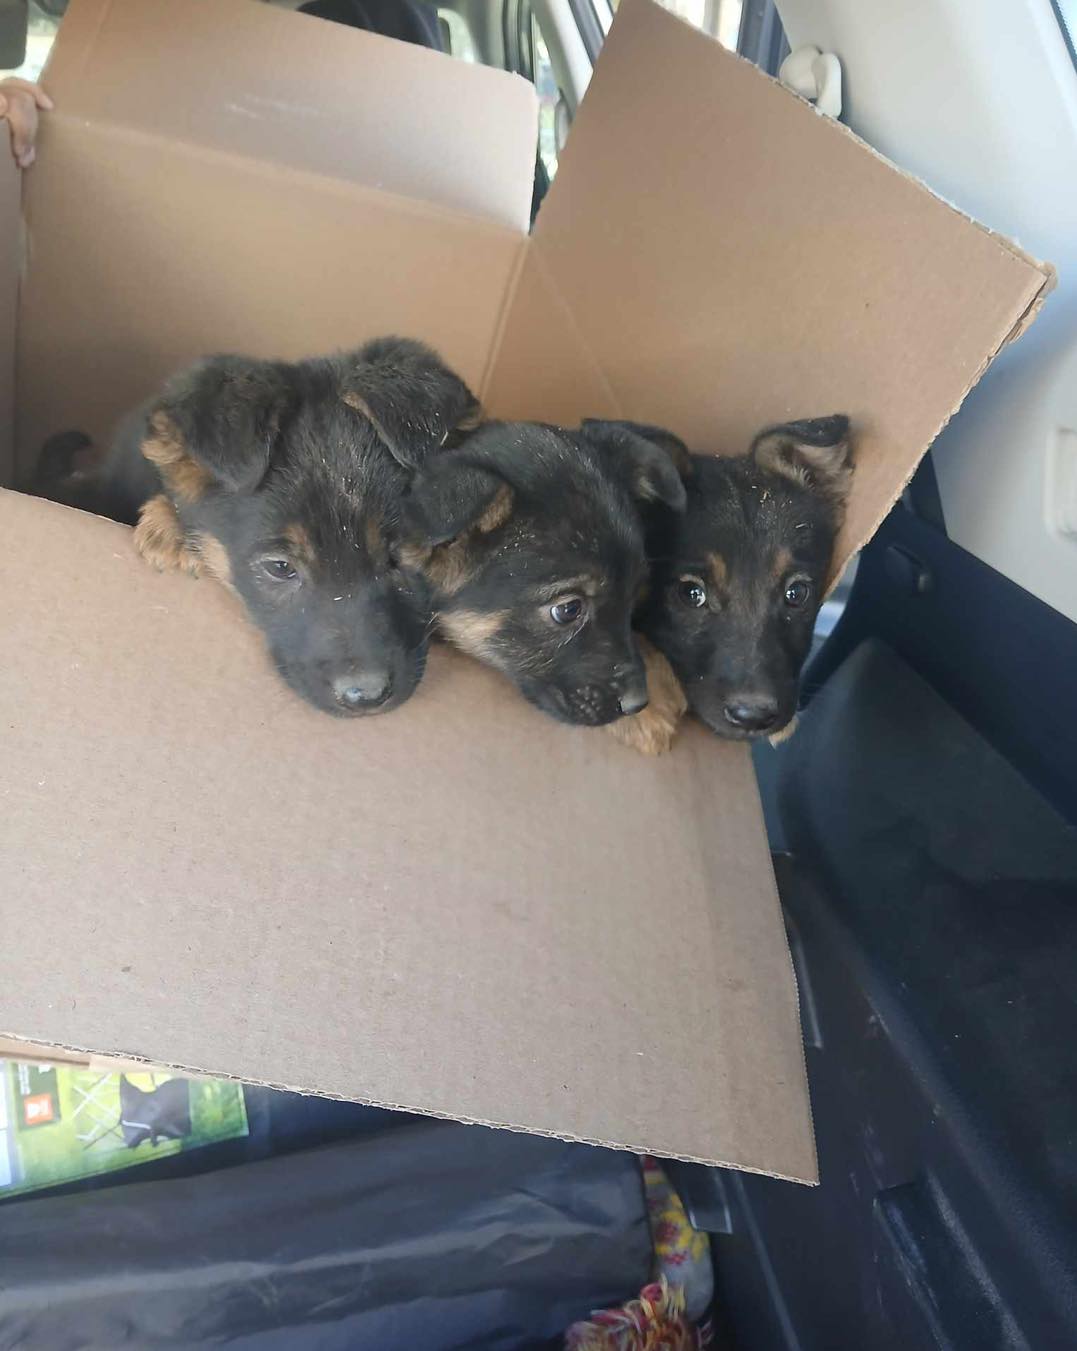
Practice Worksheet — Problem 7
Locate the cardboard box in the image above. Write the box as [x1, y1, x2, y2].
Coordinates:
[0, 0, 1051, 1184]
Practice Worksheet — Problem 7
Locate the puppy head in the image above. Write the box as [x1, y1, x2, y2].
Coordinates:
[640, 415, 853, 740]
[400, 421, 685, 726]
[142, 350, 458, 717]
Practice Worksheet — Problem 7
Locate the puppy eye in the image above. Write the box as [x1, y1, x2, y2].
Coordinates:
[550, 596, 584, 626]
[784, 578, 812, 609]
[261, 558, 298, 582]
[678, 579, 707, 609]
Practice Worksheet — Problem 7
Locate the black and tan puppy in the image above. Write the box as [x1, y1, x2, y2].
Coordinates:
[39, 338, 479, 717]
[584, 415, 853, 751]
[398, 420, 686, 726]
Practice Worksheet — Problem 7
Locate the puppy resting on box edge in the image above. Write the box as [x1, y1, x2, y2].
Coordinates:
[38, 338, 480, 718]
[588, 415, 854, 755]
[398, 418, 687, 727]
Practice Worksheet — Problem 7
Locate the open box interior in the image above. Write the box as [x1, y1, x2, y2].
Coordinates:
[0, 0, 1052, 1184]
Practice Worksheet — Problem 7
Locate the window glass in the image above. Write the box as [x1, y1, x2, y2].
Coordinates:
[532, 15, 560, 179]
[606, 0, 742, 50]
[0, 2, 62, 81]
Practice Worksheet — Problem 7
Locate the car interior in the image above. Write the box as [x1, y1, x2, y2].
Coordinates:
[1, 0, 1075, 1346]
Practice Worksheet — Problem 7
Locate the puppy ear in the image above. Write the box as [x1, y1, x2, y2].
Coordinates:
[581, 419, 693, 480]
[750, 415, 853, 507]
[400, 455, 513, 558]
[580, 420, 687, 513]
[143, 355, 291, 498]
[339, 336, 482, 471]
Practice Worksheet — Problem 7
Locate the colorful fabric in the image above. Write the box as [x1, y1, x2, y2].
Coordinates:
[642, 1156, 713, 1321]
[564, 1158, 715, 1349]
[565, 1277, 712, 1351]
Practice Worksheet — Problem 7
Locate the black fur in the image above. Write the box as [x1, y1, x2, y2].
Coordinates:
[35, 337, 479, 718]
[400, 419, 685, 726]
[631, 415, 853, 739]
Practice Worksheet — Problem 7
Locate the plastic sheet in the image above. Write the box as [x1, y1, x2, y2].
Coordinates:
[0, 1117, 651, 1349]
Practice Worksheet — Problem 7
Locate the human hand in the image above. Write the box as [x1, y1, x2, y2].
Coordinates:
[0, 78, 54, 168]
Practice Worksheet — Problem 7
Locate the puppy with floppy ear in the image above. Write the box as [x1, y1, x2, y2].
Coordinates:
[335, 335, 482, 467]
[399, 418, 685, 727]
[49, 336, 480, 718]
[592, 415, 854, 753]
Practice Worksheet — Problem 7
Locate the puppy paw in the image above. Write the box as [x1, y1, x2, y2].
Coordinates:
[767, 713, 799, 746]
[606, 702, 681, 755]
[134, 495, 201, 576]
[606, 639, 688, 755]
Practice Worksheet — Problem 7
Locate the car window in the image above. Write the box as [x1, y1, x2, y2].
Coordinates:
[533, 15, 561, 179]
[603, 0, 742, 49]
[0, 1, 62, 81]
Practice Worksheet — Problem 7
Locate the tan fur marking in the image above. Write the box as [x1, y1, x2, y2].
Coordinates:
[191, 533, 234, 590]
[605, 638, 688, 756]
[477, 483, 513, 534]
[134, 495, 199, 575]
[399, 537, 474, 595]
[768, 713, 799, 747]
[772, 547, 795, 581]
[455, 402, 484, 433]
[706, 552, 728, 592]
[439, 608, 506, 659]
[341, 390, 399, 457]
[752, 425, 853, 516]
[365, 515, 384, 558]
[140, 412, 185, 468]
[398, 487, 507, 594]
[141, 413, 212, 504]
[341, 391, 372, 419]
[283, 523, 315, 568]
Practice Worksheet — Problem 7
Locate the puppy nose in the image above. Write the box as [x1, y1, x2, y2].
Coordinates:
[333, 671, 392, 710]
[617, 680, 649, 717]
[723, 697, 780, 732]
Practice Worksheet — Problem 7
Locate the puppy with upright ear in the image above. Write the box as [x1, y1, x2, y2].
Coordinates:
[399, 418, 685, 728]
[633, 412, 855, 753]
[336, 336, 482, 470]
[749, 415, 853, 515]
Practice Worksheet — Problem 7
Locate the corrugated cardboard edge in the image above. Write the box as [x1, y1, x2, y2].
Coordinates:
[840, 261, 1054, 570]
[632, 2, 1057, 303]
[0, 1030, 817, 1184]
[515, 0, 1055, 580]
[714, 22, 1058, 569]
[821, 258, 1053, 595]
[0, 1034, 171, 1077]
[796, 86, 1057, 569]
[0, 156, 19, 485]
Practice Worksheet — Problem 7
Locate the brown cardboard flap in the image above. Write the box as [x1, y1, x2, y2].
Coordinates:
[494, 0, 1053, 576]
[0, 491, 817, 1182]
[17, 116, 526, 474]
[0, 156, 17, 486]
[483, 246, 619, 423]
[44, 0, 538, 231]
